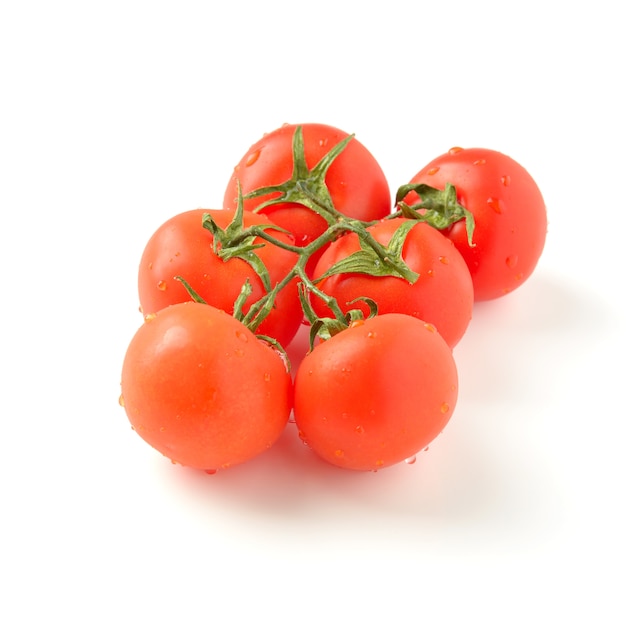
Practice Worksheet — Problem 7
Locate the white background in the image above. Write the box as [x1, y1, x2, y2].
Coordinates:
[2, 1, 625, 624]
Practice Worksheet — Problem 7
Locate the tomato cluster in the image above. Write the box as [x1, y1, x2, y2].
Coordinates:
[119, 123, 547, 474]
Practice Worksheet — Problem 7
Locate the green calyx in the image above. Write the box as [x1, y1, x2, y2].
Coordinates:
[243, 125, 353, 225]
[201, 185, 289, 292]
[395, 182, 475, 247]
[315, 219, 420, 284]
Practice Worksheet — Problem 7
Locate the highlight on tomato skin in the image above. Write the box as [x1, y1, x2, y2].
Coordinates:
[120, 301, 293, 472]
[293, 313, 458, 472]
[402, 147, 547, 301]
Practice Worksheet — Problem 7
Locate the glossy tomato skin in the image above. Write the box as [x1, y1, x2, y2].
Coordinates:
[294, 314, 458, 471]
[120, 302, 293, 471]
[311, 219, 473, 348]
[138, 208, 302, 347]
[223, 123, 392, 247]
[405, 147, 547, 301]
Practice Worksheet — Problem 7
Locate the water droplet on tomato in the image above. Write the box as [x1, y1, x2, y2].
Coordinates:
[236, 330, 248, 343]
[487, 197, 502, 214]
[367, 331, 377, 339]
[264, 372, 271, 382]
[506, 255, 518, 269]
[157, 280, 167, 291]
[473, 158, 486, 166]
[424, 323, 437, 333]
[118, 394, 125, 407]
[334, 449, 344, 458]
[427, 166, 440, 175]
[448, 146, 463, 155]
[245, 149, 261, 167]
[438, 256, 449, 265]
[404, 455, 417, 465]
[205, 469, 218, 475]
[355, 425, 365, 434]
[440, 402, 450, 414]
[298, 430, 309, 446]
[427, 269, 434, 277]
[374, 459, 385, 468]
[144, 313, 157, 322]
[319, 137, 328, 147]
[501, 175, 511, 187]
[350, 319, 365, 328]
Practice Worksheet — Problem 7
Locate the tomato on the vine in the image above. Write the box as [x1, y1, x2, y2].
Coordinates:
[310, 219, 474, 348]
[399, 147, 547, 301]
[294, 314, 458, 471]
[120, 301, 293, 471]
[223, 123, 391, 251]
[137, 207, 302, 347]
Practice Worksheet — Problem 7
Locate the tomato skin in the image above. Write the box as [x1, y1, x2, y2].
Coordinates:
[223, 123, 392, 247]
[404, 147, 547, 301]
[311, 219, 474, 348]
[294, 314, 458, 471]
[120, 302, 293, 471]
[137, 208, 302, 347]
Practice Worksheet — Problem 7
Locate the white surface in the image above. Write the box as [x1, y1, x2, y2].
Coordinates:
[2, 1, 625, 624]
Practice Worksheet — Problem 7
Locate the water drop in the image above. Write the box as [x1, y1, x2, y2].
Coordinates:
[144, 313, 157, 322]
[118, 394, 125, 407]
[355, 425, 365, 434]
[245, 149, 261, 167]
[487, 197, 502, 214]
[205, 469, 218, 475]
[404, 455, 417, 465]
[501, 175, 511, 187]
[264, 372, 271, 382]
[448, 146, 463, 155]
[235, 330, 249, 343]
[157, 280, 167, 291]
[424, 322, 437, 333]
[473, 158, 486, 166]
[440, 402, 450, 414]
[334, 449, 344, 458]
[438, 256, 449, 265]
[374, 459, 384, 468]
[427, 166, 440, 176]
[506, 255, 518, 269]
[367, 331, 377, 339]
[426, 269, 434, 277]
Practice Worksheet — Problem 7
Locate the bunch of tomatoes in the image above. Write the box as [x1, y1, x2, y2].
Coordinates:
[119, 123, 547, 474]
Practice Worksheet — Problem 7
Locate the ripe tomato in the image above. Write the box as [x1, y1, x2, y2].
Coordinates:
[402, 147, 547, 301]
[310, 219, 474, 348]
[223, 123, 391, 249]
[137, 208, 302, 347]
[294, 314, 458, 471]
[120, 302, 293, 471]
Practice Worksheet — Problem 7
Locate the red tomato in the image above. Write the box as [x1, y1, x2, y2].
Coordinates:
[294, 314, 458, 471]
[310, 219, 474, 348]
[120, 302, 293, 471]
[137, 208, 302, 347]
[402, 147, 547, 301]
[223, 123, 391, 249]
